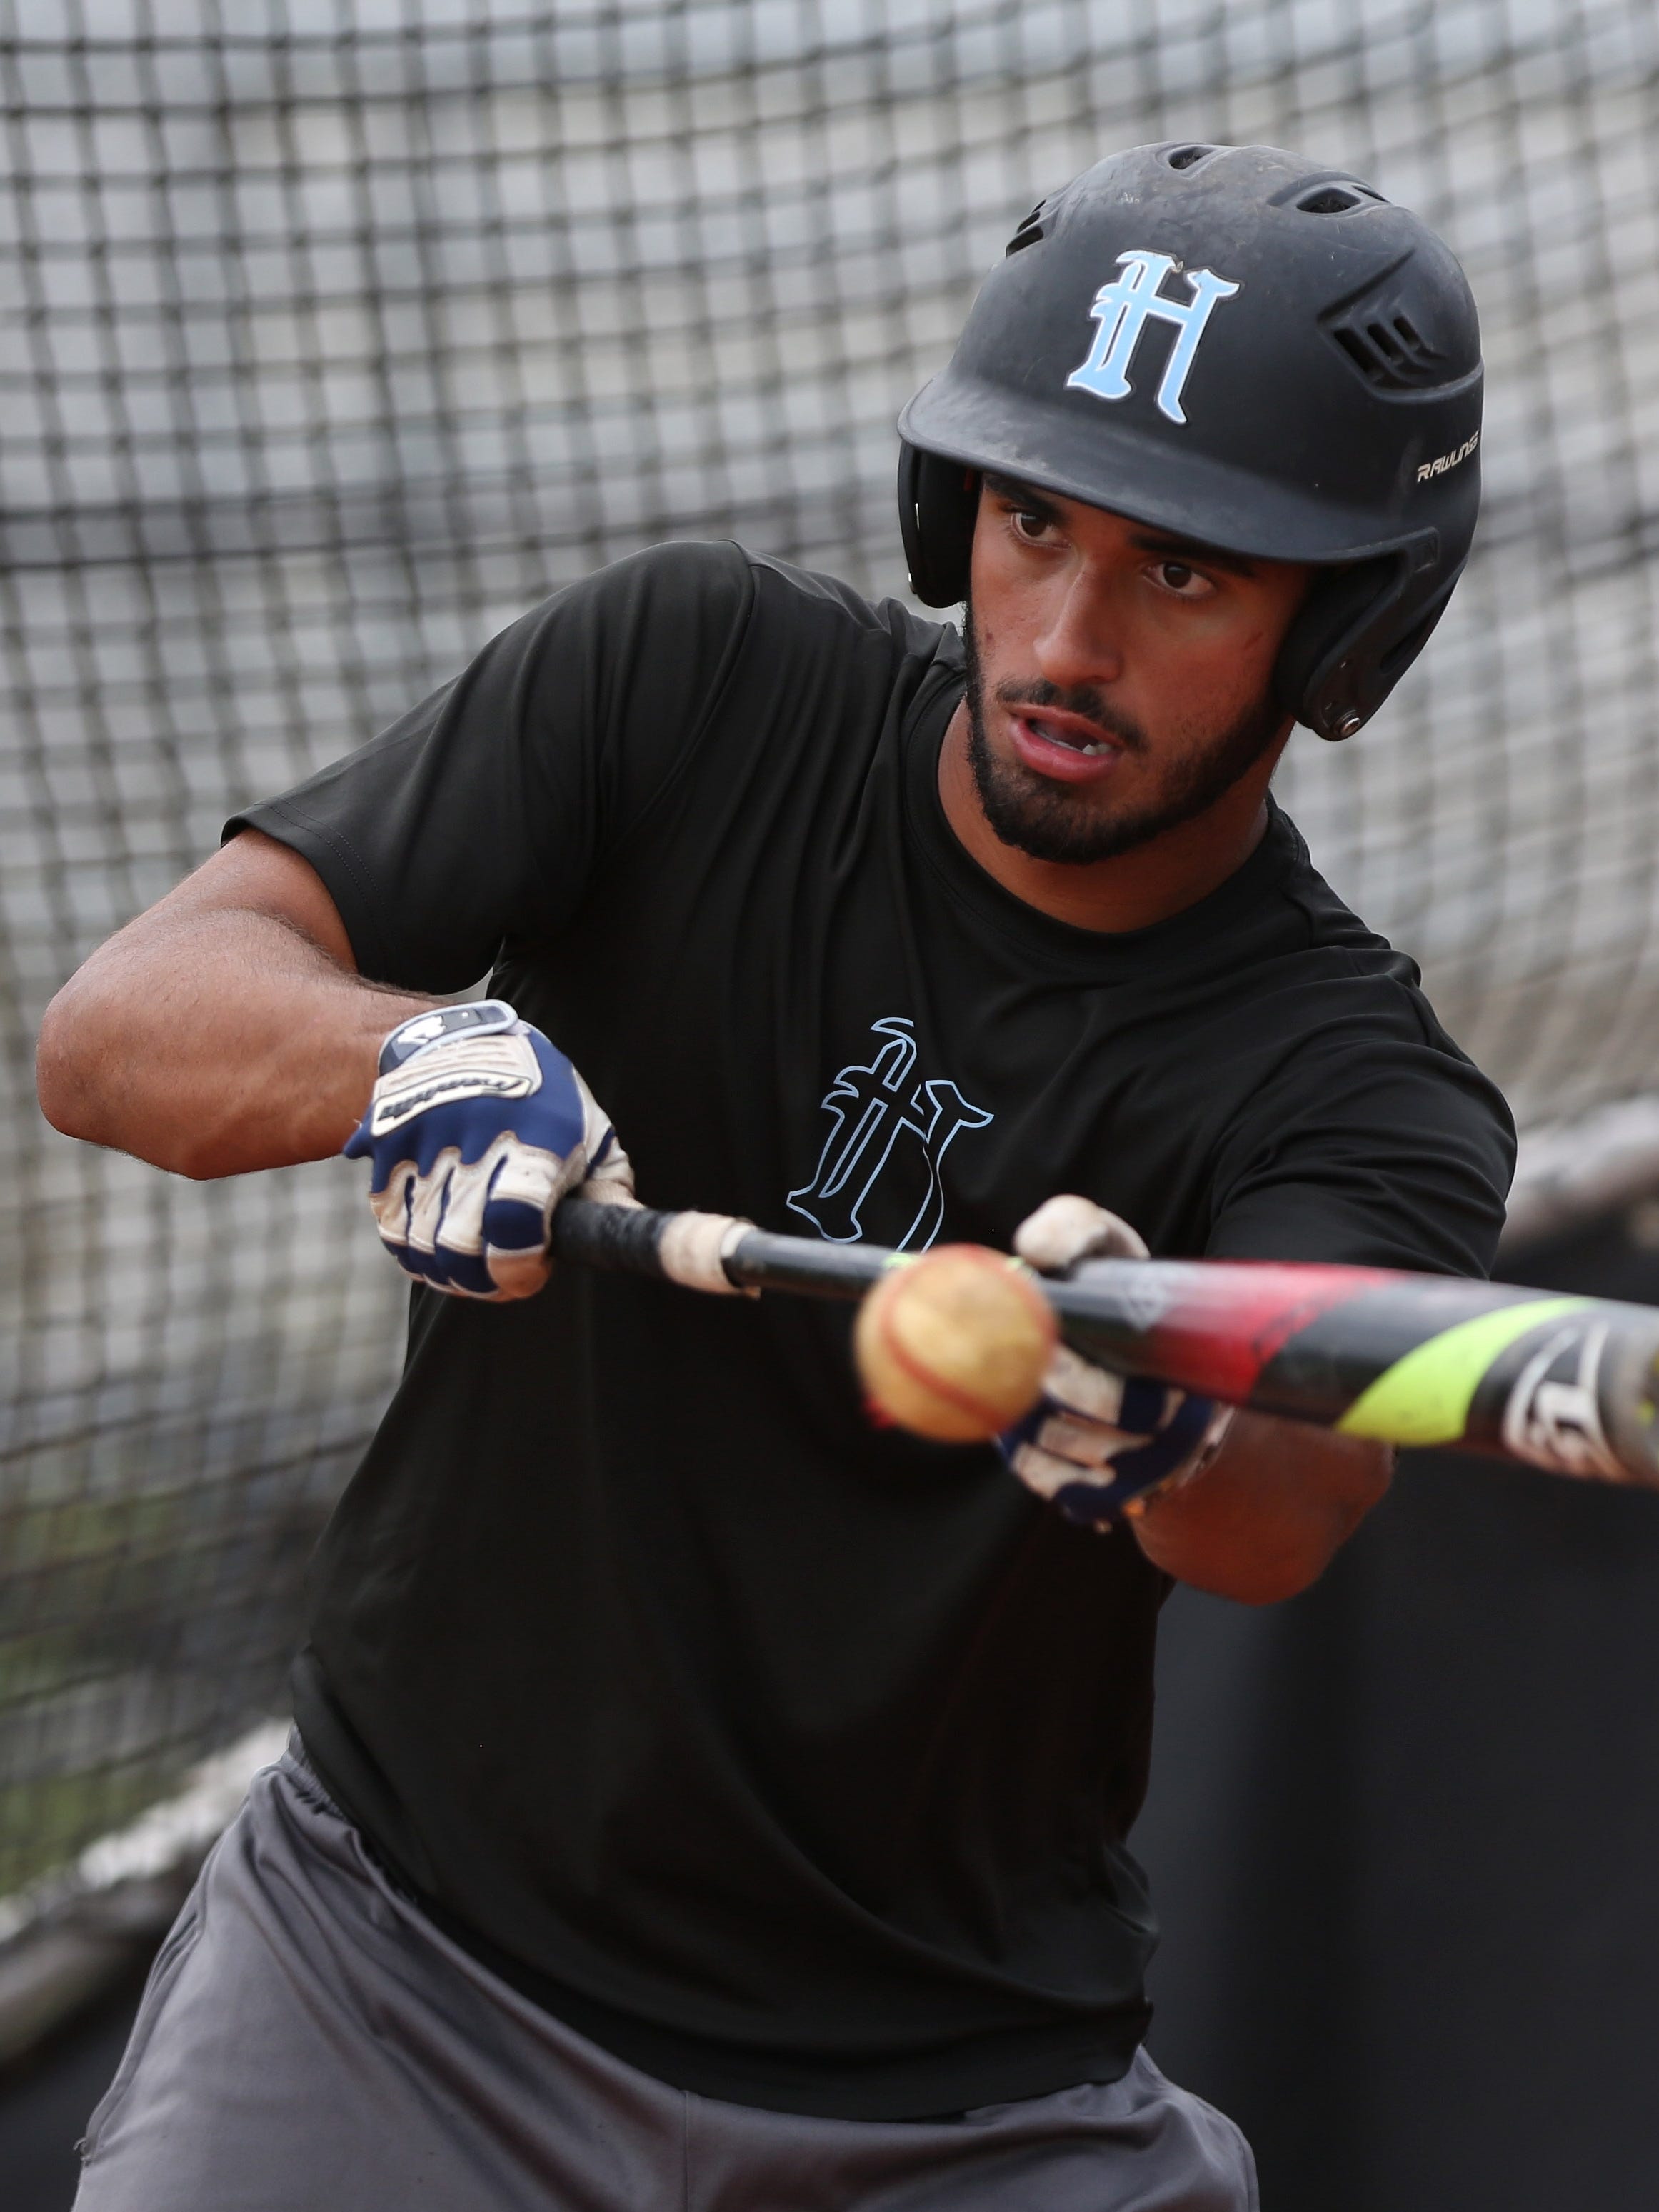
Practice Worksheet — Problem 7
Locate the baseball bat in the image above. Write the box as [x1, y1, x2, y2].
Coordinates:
[548, 1198, 1659, 1488]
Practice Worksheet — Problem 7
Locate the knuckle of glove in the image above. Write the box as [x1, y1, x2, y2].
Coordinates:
[571, 1069, 633, 1195]
[1033, 1411, 1140, 1471]
[997, 1205, 1222, 1530]
[1042, 1344, 1127, 1426]
[998, 1353, 1227, 1531]
[1013, 1193, 1150, 1275]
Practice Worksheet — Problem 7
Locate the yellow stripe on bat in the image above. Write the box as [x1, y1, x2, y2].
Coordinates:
[1336, 1296, 1593, 1446]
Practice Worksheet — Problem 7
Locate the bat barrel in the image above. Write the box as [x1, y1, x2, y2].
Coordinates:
[1478, 1305, 1659, 1488]
[1049, 1253, 1659, 1489]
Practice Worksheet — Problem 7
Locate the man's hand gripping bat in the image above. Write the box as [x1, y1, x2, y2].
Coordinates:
[550, 1196, 1659, 1488]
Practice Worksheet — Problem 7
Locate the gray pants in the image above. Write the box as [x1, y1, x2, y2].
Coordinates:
[75, 1743, 1256, 2211]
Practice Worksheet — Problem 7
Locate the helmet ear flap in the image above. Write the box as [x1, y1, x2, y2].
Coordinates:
[1373, 561, 1465, 690]
[898, 443, 978, 606]
[1275, 546, 1465, 740]
[1274, 554, 1410, 740]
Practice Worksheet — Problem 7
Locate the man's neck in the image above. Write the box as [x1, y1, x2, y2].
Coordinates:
[936, 701, 1278, 934]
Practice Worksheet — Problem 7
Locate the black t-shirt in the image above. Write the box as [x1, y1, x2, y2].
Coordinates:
[231, 541, 1514, 2120]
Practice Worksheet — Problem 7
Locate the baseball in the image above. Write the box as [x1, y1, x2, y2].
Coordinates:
[853, 1246, 1058, 1443]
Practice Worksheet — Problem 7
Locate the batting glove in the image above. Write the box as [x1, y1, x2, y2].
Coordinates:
[344, 1000, 631, 1301]
[999, 1196, 1233, 1528]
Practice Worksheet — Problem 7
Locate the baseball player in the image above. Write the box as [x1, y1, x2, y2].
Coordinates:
[40, 143, 1512, 2210]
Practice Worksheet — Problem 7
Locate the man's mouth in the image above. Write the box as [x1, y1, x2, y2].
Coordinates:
[1006, 706, 1127, 786]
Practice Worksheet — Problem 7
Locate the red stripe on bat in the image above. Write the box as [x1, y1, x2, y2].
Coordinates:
[1138, 1263, 1395, 1401]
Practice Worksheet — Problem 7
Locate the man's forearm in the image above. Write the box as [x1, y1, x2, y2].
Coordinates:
[1130, 1413, 1393, 1605]
[36, 834, 436, 1179]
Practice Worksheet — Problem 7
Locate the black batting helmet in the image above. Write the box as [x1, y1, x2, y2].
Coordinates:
[896, 141, 1483, 740]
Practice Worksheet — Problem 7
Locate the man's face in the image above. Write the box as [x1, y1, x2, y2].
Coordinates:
[963, 474, 1312, 866]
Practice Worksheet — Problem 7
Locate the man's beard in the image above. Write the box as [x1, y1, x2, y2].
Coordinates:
[961, 603, 1286, 867]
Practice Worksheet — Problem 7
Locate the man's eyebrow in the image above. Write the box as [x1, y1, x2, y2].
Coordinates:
[981, 471, 1061, 514]
[982, 476, 1261, 577]
[1128, 529, 1259, 579]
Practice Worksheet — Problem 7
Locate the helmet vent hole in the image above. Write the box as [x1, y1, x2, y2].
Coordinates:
[1327, 311, 1450, 391]
[1005, 201, 1048, 255]
[1165, 144, 1216, 171]
[1298, 184, 1363, 214]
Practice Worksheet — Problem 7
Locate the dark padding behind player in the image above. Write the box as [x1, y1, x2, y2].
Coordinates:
[39, 143, 1512, 2211]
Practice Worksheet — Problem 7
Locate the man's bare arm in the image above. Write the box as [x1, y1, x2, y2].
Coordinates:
[36, 830, 438, 1180]
[1131, 1416, 1393, 1605]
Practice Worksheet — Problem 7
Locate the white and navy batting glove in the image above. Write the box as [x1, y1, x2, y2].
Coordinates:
[998, 1195, 1233, 1529]
[344, 1000, 632, 1301]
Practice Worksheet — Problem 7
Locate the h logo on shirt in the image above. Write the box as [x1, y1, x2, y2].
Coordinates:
[787, 1017, 993, 1253]
[1066, 250, 1241, 425]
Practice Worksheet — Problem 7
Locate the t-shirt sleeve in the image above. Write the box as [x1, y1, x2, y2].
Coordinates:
[1203, 998, 1516, 1280]
[224, 539, 754, 991]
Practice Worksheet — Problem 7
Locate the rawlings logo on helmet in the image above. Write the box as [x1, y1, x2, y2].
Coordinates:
[1066, 249, 1241, 424]
[1415, 430, 1479, 484]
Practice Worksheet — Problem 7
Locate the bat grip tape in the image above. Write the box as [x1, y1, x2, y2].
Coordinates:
[550, 1198, 756, 1295]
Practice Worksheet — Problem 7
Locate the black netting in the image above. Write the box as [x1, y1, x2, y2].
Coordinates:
[5, 0, 1659, 1897]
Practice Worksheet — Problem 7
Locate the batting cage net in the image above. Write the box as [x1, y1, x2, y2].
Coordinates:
[4, 0, 1659, 1910]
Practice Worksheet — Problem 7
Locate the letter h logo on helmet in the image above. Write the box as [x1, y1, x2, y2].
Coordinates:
[1066, 250, 1241, 425]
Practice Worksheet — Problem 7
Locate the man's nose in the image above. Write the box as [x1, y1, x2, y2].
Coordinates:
[1032, 568, 1126, 695]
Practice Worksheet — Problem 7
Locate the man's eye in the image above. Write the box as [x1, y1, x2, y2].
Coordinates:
[1012, 508, 1051, 540]
[1156, 560, 1209, 595]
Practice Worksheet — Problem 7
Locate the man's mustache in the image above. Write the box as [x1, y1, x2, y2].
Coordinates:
[992, 680, 1148, 755]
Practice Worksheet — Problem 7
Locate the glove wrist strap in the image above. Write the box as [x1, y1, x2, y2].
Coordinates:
[378, 999, 520, 1076]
